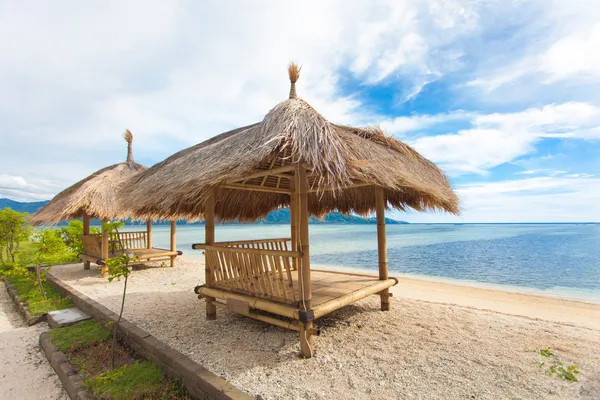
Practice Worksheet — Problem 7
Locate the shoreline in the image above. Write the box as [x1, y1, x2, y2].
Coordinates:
[314, 263, 600, 305]
[312, 263, 600, 331]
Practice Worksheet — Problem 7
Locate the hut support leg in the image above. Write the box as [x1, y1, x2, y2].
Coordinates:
[83, 213, 90, 270]
[147, 219, 153, 249]
[170, 220, 176, 267]
[297, 166, 314, 357]
[376, 188, 390, 311]
[300, 321, 314, 357]
[205, 192, 216, 320]
[101, 219, 109, 278]
[290, 178, 298, 270]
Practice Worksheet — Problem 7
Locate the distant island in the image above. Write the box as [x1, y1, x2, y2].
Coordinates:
[0, 198, 407, 225]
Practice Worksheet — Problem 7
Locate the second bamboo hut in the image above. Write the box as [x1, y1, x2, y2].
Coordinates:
[31, 131, 181, 274]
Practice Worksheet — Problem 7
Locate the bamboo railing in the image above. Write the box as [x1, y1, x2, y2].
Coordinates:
[193, 238, 300, 304]
[110, 231, 148, 250]
[82, 231, 148, 254]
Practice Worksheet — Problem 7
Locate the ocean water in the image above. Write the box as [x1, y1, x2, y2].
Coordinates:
[124, 223, 600, 303]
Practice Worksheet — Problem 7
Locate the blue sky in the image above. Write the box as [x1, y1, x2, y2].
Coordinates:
[0, 1, 599, 222]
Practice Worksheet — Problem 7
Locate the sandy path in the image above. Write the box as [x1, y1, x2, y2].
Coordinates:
[0, 281, 68, 400]
[51, 259, 600, 400]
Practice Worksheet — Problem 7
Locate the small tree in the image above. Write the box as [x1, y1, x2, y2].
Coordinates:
[0, 209, 31, 263]
[23, 228, 69, 299]
[105, 252, 135, 369]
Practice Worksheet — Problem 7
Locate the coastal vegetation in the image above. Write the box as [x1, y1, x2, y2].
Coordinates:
[537, 347, 580, 382]
[0, 208, 82, 315]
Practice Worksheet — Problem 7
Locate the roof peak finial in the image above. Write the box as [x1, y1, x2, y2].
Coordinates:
[124, 130, 134, 163]
[288, 62, 301, 99]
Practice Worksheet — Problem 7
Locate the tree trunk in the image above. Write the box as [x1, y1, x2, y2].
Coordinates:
[36, 265, 47, 300]
[111, 275, 128, 370]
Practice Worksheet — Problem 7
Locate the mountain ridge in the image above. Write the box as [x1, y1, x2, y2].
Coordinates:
[0, 198, 408, 225]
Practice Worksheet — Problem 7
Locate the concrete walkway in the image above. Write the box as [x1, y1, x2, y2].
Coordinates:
[0, 281, 68, 400]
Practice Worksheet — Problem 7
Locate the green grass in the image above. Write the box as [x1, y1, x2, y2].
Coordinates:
[86, 361, 168, 400]
[7, 271, 72, 316]
[50, 320, 111, 352]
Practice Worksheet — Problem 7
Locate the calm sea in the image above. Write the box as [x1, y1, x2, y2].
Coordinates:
[124, 223, 600, 303]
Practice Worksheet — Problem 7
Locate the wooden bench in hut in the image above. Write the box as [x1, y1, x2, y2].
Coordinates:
[120, 64, 459, 357]
[31, 131, 182, 275]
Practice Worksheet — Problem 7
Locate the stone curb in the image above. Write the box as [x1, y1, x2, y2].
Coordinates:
[39, 332, 96, 400]
[3, 277, 47, 326]
[46, 273, 253, 400]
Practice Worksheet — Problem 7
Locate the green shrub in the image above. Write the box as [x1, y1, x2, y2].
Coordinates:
[537, 347, 580, 382]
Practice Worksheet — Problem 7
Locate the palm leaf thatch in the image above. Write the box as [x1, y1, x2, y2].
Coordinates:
[120, 64, 459, 222]
[31, 131, 147, 225]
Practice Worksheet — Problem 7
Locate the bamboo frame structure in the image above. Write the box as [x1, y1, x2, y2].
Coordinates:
[194, 164, 398, 358]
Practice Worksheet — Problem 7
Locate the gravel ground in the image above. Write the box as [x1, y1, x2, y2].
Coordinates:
[51, 259, 600, 400]
[0, 281, 68, 400]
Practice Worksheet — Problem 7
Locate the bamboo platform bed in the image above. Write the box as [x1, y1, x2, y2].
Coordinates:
[192, 238, 398, 343]
[194, 267, 397, 334]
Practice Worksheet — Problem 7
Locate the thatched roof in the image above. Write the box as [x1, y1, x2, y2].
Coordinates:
[31, 131, 147, 225]
[120, 64, 459, 222]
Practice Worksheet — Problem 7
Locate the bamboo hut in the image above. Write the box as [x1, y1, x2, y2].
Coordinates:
[120, 64, 459, 357]
[31, 131, 181, 274]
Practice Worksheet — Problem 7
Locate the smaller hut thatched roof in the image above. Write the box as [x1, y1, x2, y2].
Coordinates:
[119, 64, 459, 222]
[31, 131, 147, 225]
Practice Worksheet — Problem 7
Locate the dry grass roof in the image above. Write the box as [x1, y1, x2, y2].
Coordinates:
[31, 131, 147, 225]
[120, 64, 459, 222]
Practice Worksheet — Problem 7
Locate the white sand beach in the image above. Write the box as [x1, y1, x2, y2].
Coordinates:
[51, 258, 600, 400]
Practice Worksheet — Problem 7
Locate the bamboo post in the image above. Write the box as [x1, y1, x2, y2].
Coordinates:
[205, 192, 217, 320]
[297, 165, 313, 357]
[147, 219, 153, 249]
[101, 219, 109, 277]
[375, 187, 390, 311]
[83, 213, 90, 270]
[290, 177, 298, 270]
[170, 220, 176, 267]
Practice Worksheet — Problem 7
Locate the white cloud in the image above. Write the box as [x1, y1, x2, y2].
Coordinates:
[0, 175, 58, 202]
[395, 102, 600, 175]
[393, 175, 600, 223]
[379, 110, 474, 135]
[467, 2, 600, 92]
